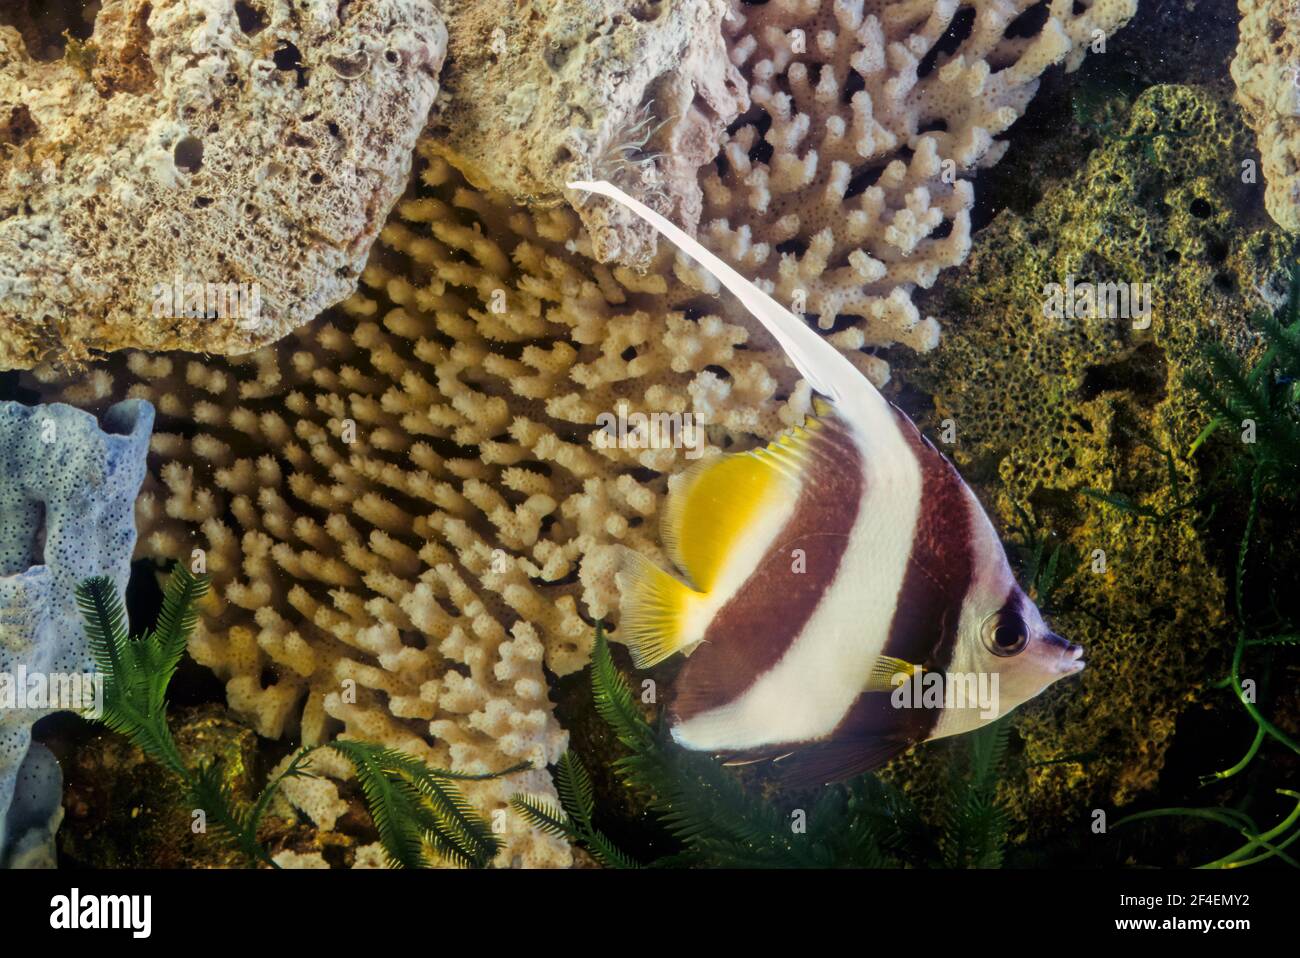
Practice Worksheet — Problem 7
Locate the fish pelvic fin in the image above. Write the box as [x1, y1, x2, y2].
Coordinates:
[616, 547, 703, 668]
[864, 655, 923, 693]
[773, 736, 913, 787]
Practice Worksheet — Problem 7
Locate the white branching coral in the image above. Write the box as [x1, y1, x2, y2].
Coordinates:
[684, 0, 1137, 379]
[1232, 0, 1300, 232]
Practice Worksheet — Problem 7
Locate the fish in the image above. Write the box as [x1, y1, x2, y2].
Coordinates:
[568, 179, 1086, 786]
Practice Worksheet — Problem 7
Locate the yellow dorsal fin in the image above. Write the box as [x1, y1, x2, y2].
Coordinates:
[660, 412, 828, 592]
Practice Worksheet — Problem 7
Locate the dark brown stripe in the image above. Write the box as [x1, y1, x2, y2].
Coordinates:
[670, 413, 864, 723]
[881, 407, 975, 672]
[818, 406, 978, 752]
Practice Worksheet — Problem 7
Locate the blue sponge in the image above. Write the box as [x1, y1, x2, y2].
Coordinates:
[0, 399, 153, 867]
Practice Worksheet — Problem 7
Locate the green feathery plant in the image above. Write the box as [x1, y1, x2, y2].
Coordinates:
[515, 626, 1015, 868]
[1110, 265, 1300, 868]
[1007, 501, 1078, 616]
[1187, 264, 1300, 478]
[1078, 438, 1208, 527]
[941, 719, 1012, 868]
[327, 739, 519, 869]
[76, 565, 522, 868]
[510, 750, 641, 868]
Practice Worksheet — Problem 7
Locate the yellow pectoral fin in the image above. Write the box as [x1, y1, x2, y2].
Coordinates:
[616, 548, 702, 668]
[660, 416, 829, 592]
[864, 655, 923, 693]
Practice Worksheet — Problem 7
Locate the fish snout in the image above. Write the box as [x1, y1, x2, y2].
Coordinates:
[1052, 633, 1085, 674]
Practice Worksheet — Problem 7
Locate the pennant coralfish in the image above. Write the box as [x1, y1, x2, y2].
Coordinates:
[569, 179, 1086, 786]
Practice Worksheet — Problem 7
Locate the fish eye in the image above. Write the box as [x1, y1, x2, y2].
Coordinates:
[981, 610, 1029, 656]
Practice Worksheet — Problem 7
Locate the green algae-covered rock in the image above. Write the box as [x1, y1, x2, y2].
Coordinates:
[51, 705, 345, 869]
[56, 706, 270, 868]
[894, 84, 1293, 843]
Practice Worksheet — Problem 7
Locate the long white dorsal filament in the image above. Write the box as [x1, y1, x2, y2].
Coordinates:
[567, 179, 868, 404]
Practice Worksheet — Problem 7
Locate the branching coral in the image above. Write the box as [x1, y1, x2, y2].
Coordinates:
[31, 142, 829, 865]
[683, 0, 1137, 376]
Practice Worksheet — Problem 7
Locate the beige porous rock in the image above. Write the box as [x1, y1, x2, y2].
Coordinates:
[428, 0, 748, 267]
[1232, 0, 1300, 231]
[0, 0, 447, 370]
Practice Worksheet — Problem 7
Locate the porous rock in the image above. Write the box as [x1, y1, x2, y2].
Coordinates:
[0, 0, 447, 369]
[428, 0, 748, 267]
[1232, 0, 1300, 232]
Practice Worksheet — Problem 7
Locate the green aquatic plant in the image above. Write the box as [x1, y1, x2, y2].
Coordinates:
[1187, 265, 1300, 480]
[1007, 501, 1078, 615]
[1187, 268, 1300, 781]
[1108, 267, 1300, 868]
[1078, 438, 1207, 527]
[1114, 792, 1300, 868]
[78, 567, 289, 866]
[941, 719, 1011, 868]
[510, 750, 641, 869]
[326, 740, 517, 869]
[528, 627, 1014, 868]
[76, 565, 519, 868]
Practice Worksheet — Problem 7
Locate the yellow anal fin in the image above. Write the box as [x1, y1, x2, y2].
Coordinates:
[865, 655, 923, 693]
[616, 547, 702, 668]
[660, 415, 829, 592]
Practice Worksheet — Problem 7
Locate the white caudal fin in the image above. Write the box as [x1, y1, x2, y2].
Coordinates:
[567, 180, 883, 413]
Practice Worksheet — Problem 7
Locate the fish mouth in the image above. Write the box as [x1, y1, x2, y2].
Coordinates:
[1059, 641, 1086, 674]
[1044, 631, 1085, 673]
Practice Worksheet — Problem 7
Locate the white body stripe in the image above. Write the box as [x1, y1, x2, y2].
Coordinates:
[672, 409, 923, 751]
[932, 482, 1050, 737]
[931, 487, 1017, 739]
